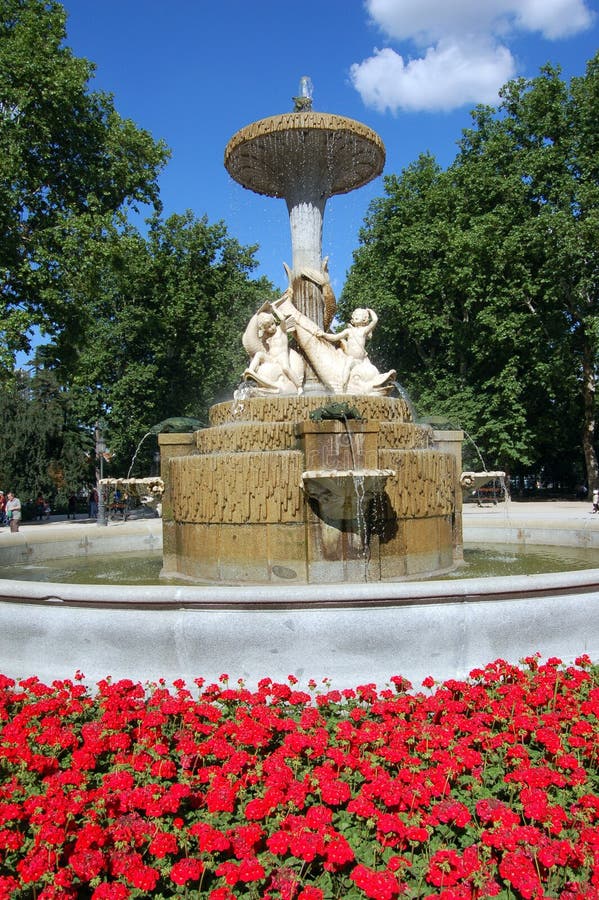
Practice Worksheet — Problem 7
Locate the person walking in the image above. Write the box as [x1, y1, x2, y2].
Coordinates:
[34, 492, 46, 521]
[89, 487, 98, 519]
[6, 491, 21, 532]
[0, 491, 6, 527]
[67, 493, 77, 520]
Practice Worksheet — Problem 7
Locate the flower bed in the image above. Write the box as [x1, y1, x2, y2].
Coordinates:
[0, 656, 598, 899]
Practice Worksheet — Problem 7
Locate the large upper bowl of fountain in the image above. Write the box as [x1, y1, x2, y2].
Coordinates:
[224, 110, 385, 199]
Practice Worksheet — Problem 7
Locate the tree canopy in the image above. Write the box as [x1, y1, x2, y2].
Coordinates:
[340, 54, 599, 488]
[0, 0, 169, 374]
[2, 208, 274, 495]
[0, 0, 275, 497]
[64, 211, 274, 472]
[0, 366, 92, 503]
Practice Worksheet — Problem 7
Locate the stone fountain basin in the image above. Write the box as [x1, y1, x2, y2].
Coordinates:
[0, 506, 598, 689]
[301, 468, 395, 519]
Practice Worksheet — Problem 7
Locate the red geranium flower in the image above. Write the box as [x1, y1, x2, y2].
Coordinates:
[91, 884, 130, 900]
[169, 856, 204, 884]
[350, 863, 401, 900]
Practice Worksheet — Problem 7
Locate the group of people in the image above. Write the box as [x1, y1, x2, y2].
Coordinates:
[37, 489, 100, 520]
[0, 490, 22, 532]
[0, 488, 101, 530]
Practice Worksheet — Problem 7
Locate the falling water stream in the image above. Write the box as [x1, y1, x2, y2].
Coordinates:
[392, 382, 417, 420]
[338, 415, 373, 579]
[126, 431, 154, 479]
[230, 381, 253, 420]
[350, 472, 370, 579]
[462, 430, 488, 472]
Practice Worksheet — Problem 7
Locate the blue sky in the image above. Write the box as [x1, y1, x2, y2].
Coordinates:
[60, 0, 598, 296]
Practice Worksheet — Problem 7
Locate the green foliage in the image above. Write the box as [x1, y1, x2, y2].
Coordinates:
[0, 368, 93, 502]
[0, 0, 169, 375]
[63, 212, 275, 472]
[0, 0, 276, 483]
[341, 55, 599, 484]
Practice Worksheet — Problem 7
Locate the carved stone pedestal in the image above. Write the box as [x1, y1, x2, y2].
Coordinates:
[159, 396, 462, 584]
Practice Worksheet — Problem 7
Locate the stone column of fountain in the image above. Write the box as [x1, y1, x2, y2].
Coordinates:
[159, 81, 463, 584]
[223, 80, 384, 386]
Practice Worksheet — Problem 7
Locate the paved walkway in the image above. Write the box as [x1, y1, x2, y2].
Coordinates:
[463, 498, 597, 522]
[1, 500, 596, 540]
[0, 512, 159, 539]
[462, 498, 599, 553]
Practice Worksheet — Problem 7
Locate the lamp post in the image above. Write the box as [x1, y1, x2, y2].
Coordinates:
[95, 424, 108, 527]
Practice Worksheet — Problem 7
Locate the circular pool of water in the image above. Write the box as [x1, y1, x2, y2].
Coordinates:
[3, 543, 599, 585]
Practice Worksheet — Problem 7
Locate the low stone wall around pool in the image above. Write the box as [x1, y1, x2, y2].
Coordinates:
[0, 518, 162, 565]
[0, 509, 598, 689]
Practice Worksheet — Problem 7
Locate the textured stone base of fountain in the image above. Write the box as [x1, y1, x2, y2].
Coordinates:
[2, 564, 598, 690]
[160, 395, 463, 584]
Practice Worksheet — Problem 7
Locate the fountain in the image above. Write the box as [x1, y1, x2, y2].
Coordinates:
[1, 81, 598, 689]
[159, 86, 463, 584]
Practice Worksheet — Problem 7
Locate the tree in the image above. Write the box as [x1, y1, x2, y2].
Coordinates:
[340, 151, 544, 472]
[0, 367, 92, 504]
[492, 57, 599, 489]
[0, 0, 169, 375]
[62, 212, 275, 472]
[341, 55, 599, 485]
[0, 1, 276, 484]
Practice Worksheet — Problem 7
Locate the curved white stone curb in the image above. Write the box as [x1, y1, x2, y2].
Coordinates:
[1, 575, 598, 689]
[1, 510, 598, 688]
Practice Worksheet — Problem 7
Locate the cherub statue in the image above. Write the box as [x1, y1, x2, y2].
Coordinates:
[317, 308, 396, 393]
[241, 303, 305, 395]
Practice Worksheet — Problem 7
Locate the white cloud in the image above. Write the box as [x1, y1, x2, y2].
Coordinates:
[351, 40, 515, 113]
[350, 0, 595, 113]
[514, 0, 594, 39]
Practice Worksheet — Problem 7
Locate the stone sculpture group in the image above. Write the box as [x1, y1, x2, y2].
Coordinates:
[240, 280, 396, 398]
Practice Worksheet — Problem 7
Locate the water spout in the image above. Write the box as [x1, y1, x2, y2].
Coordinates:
[293, 76, 314, 111]
[127, 431, 154, 479]
[301, 469, 395, 521]
[424, 416, 487, 471]
[392, 382, 416, 420]
[462, 430, 488, 472]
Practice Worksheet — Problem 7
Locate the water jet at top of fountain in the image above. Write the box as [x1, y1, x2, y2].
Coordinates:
[292, 75, 314, 112]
